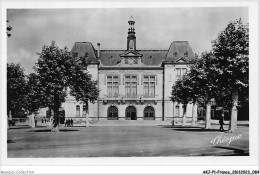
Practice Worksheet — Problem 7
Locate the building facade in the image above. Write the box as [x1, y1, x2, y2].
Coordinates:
[63, 16, 196, 124]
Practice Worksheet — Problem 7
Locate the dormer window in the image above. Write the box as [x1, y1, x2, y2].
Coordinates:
[85, 52, 89, 57]
[184, 52, 188, 57]
[173, 52, 178, 57]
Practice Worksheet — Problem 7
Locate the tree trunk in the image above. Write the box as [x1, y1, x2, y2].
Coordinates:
[7, 110, 12, 129]
[172, 102, 176, 126]
[48, 108, 53, 127]
[51, 107, 60, 132]
[229, 88, 238, 133]
[182, 104, 187, 126]
[192, 98, 197, 126]
[85, 101, 89, 127]
[51, 94, 60, 132]
[205, 100, 211, 129]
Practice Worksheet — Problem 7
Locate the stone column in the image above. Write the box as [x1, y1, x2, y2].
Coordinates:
[191, 102, 197, 126]
[29, 114, 35, 128]
[86, 103, 90, 127]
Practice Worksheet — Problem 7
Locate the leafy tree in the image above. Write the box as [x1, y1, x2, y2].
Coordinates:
[69, 61, 99, 127]
[24, 73, 46, 116]
[172, 52, 221, 128]
[7, 63, 27, 126]
[186, 58, 206, 126]
[189, 52, 221, 129]
[34, 41, 99, 131]
[34, 42, 72, 131]
[212, 19, 249, 132]
[171, 76, 193, 125]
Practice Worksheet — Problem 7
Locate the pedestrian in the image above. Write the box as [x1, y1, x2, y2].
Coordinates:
[35, 118, 37, 127]
[45, 119, 46, 123]
[71, 119, 73, 127]
[42, 119, 44, 123]
[68, 119, 71, 127]
[65, 119, 68, 127]
[219, 112, 225, 131]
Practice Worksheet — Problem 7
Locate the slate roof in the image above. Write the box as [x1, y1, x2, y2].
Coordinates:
[165, 41, 195, 62]
[140, 50, 168, 66]
[71, 41, 195, 66]
[70, 42, 97, 61]
[100, 50, 125, 66]
[99, 50, 168, 66]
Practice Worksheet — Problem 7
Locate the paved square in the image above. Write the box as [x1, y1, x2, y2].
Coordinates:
[7, 123, 249, 157]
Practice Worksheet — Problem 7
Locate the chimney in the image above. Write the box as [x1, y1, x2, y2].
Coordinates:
[97, 43, 100, 58]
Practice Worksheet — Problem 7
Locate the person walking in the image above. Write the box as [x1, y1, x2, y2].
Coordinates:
[35, 118, 37, 127]
[68, 119, 71, 127]
[219, 112, 225, 131]
[71, 119, 73, 127]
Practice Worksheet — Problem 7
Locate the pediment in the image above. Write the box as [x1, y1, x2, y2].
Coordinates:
[176, 57, 188, 63]
[120, 50, 143, 57]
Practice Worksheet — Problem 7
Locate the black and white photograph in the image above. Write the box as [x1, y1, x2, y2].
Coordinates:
[1, 1, 259, 174]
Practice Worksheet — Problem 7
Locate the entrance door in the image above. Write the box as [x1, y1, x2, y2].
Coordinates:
[126, 106, 137, 120]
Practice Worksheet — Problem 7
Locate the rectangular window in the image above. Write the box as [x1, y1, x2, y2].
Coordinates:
[125, 82, 131, 97]
[175, 106, 180, 117]
[125, 75, 138, 97]
[143, 75, 156, 97]
[107, 82, 113, 97]
[176, 68, 187, 79]
[132, 82, 137, 96]
[76, 105, 80, 117]
[107, 75, 119, 97]
[83, 105, 87, 116]
[144, 82, 149, 96]
[149, 82, 155, 96]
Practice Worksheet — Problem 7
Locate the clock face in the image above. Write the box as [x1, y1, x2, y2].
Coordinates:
[128, 57, 134, 65]
[124, 57, 138, 65]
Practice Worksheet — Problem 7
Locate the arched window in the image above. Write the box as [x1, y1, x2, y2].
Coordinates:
[144, 106, 155, 120]
[125, 106, 137, 120]
[107, 106, 118, 120]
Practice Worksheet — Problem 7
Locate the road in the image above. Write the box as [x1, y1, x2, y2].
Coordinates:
[7, 124, 249, 157]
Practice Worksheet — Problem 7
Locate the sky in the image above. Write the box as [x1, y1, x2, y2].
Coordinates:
[7, 7, 248, 74]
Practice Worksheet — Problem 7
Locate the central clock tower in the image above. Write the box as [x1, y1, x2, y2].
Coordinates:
[127, 16, 136, 51]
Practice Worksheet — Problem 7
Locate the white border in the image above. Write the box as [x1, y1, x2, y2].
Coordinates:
[1, 0, 259, 174]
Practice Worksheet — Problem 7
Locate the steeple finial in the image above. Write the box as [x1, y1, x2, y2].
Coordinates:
[129, 15, 134, 22]
[127, 16, 136, 51]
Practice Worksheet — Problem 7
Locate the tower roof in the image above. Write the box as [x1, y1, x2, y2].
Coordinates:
[70, 42, 98, 63]
[128, 16, 135, 22]
[164, 41, 195, 62]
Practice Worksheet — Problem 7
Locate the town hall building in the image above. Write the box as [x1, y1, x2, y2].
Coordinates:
[63, 16, 196, 124]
